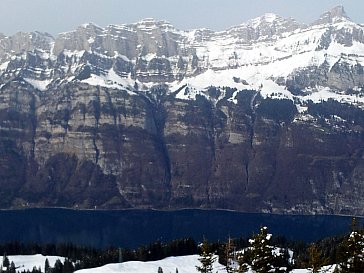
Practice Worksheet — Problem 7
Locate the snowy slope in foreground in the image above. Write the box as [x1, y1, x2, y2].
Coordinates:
[6, 255, 65, 273]
[74, 255, 337, 273]
[2, 254, 337, 273]
[75, 255, 222, 273]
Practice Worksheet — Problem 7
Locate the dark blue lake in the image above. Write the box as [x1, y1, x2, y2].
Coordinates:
[0, 209, 361, 248]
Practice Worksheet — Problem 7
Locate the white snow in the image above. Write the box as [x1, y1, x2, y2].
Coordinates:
[75, 255, 225, 273]
[4, 255, 65, 273]
[0, 61, 10, 71]
[73, 254, 338, 273]
[62, 50, 85, 58]
[143, 53, 158, 62]
[164, 18, 364, 106]
[250, 13, 280, 26]
[174, 85, 207, 101]
[304, 86, 364, 104]
[81, 68, 136, 95]
[169, 67, 293, 103]
[24, 78, 52, 91]
[0, 254, 339, 273]
[291, 265, 337, 273]
[1, 11, 363, 109]
[81, 22, 102, 30]
[162, 18, 362, 104]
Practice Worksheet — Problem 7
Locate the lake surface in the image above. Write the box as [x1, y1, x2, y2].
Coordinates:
[0, 208, 361, 248]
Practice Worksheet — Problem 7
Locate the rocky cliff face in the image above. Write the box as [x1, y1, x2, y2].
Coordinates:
[0, 6, 364, 214]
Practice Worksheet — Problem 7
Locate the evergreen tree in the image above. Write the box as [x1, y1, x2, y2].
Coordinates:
[63, 258, 74, 273]
[30, 266, 41, 273]
[248, 226, 289, 273]
[53, 259, 63, 273]
[9, 261, 16, 273]
[236, 253, 249, 273]
[337, 218, 364, 273]
[44, 258, 50, 273]
[196, 239, 216, 273]
[249, 226, 275, 273]
[225, 237, 235, 273]
[306, 243, 328, 273]
[3, 253, 9, 269]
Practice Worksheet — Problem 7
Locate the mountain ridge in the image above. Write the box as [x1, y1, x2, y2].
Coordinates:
[0, 6, 364, 214]
[1, 6, 363, 107]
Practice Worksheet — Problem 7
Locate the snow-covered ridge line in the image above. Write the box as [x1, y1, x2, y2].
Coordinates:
[0, 5, 363, 108]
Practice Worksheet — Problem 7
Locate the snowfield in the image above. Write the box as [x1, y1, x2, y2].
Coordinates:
[2, 254, 338, 273]
[74, 255, 223, 273]
[74, 255, 337, 273]
[6, 255, 65, 273]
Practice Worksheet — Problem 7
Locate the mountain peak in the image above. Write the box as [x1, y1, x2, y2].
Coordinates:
[80, 22, 103, 30]
[313, 5, 351, 25]
[133, 18, 176, 31]
[137, 18, 157, 24]
[248, 13, 282, 28]
[229, 12, 303, 40]
[260, 13, 280, 23]
[329, 5, 348, 17]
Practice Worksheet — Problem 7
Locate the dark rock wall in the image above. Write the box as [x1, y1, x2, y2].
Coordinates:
[0, 83, 363, 215]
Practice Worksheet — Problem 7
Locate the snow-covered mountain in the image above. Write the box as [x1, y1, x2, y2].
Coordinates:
[0, 6, 364, 214]
[0, 5, 363, 105]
